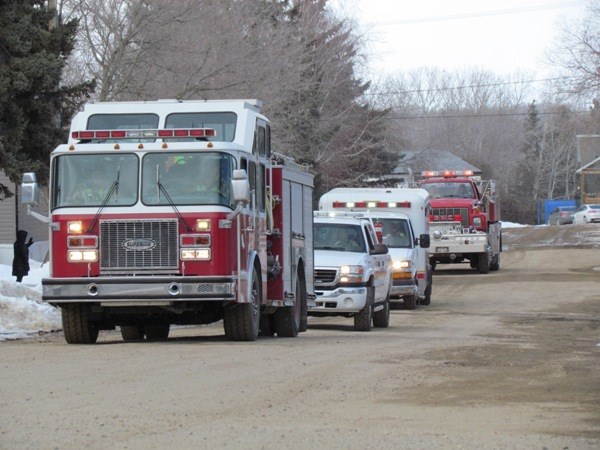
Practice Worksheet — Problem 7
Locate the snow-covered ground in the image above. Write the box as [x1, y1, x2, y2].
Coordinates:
[0, 221, 534, 342]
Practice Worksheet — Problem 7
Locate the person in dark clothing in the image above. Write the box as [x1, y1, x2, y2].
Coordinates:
[12, 230, 34, 283]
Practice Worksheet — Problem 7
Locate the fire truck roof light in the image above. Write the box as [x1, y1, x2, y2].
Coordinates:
[72, 128, 217, 140]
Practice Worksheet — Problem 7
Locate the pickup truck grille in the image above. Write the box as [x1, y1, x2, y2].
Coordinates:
[100, 219, 179, 273]
[432, 207, 469, 227]
[314, 268, 337, 284]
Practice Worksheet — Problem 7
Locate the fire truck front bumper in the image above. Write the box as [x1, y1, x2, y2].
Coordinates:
[310, 286, 367, 314]
[42, 276, 236, 305]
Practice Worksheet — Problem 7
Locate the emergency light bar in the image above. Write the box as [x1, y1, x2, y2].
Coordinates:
[332, 201, 411, 208]
[71, 128, 217, 140]
[421, 170, 474, 178]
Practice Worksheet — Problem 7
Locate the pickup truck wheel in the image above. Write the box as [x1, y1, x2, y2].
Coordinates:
[373, 291, 390, 328]
[145, 324, 170, 341]
[490, 252, 500, 271]
[61, 304, 99, 344]
[404, 293, 417, 310]
[354, 286, 373, 332]
[275, 277, 302, 337]
[223, 267, 261, 341]
[477, 252, 490, 274]
[120, 325, 144, 341]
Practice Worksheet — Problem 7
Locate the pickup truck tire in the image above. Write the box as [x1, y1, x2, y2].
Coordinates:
[404, 293, 417, 310]
[120, 325, 144, 341]
[373, 291, 390, 328]
[223, 267, 261, 341]
[354, 286, 373, 332]
[145, 324, 170, 341]
[490, 252, 500, 271]
[275, 277, 302, 337]
[62, 304, 99, 344]
[477, 252, 490, 274]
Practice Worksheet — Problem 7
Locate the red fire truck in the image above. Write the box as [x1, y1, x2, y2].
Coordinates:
[21, 99, 314, 343]
[418, 170, 501, 273]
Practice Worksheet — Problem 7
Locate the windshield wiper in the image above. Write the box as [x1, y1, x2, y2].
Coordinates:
[155, 164, 192, 232]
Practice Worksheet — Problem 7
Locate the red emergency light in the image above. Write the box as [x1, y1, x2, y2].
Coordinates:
[332, 201, 411, 208]
[421, 170, 475, 178]
[72, 128, 217, 140]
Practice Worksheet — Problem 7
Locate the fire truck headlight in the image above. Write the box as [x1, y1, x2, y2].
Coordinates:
[180, 248, 211, 260]
[68, 221, 83, 233]
[195, 219, 211, 231]
[432, 230, 442, 239]
[473, 217, 482, 226]
[67, 249, 98, 263]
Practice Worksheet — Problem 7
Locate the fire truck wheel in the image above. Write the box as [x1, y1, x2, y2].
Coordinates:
[490, 253, 500, 271]
[144, 324, 170, 341]
[354, 286, 373, 332]
[373, 292, 390, 328]
[120, 325, 144, 341]
[223, 267, 261, 341]
[404, 293, 417, 310]
[477, 252, 490, 274]
[275, 278, 303, 337]
[61, 304, 99, 344]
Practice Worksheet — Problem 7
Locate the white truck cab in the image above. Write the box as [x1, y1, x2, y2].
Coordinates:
[311, 212, 392, 331]
[319, 188, 432, 309]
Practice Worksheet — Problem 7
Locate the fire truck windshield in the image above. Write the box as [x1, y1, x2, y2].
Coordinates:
[421, 182, 475, 199]
[52, 154, 139, 208]
[141, 152, 235, 207]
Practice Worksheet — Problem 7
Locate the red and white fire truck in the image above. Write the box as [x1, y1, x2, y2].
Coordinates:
[418, 170, 501, 273]
[21, 99, 315, 343]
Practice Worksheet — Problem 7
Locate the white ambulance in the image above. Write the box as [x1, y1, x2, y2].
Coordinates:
[319, 188, 432, 309]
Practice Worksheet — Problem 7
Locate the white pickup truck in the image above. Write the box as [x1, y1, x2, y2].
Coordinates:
[311, 212, 392, 331]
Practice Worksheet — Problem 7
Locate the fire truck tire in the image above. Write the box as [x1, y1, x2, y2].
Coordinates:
[61, 304, 99, 344]
[275, 278, 302, 337]
[477, 252, 490, 274]
[490, 252, 500, 271]
[120, 325, 144, 341]
[373, 291, 390, 328]
[354, 286, 373, 332]
[223, 267, 261, 341]
[404, 293, 417, 310]
[144, 324, 170, 341]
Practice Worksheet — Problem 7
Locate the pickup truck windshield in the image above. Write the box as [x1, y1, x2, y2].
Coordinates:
[314, 223, 366, 253]
[141, 152, 235, 207]
[52, 154, 139, 208]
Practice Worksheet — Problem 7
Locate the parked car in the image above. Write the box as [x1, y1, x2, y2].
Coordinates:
[572, 204, 600, 224]
[547, 206, 576, 225]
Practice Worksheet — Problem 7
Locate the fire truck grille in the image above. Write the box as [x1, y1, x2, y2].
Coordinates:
[100, 219, 179, 272]
[314, 269, 337, 284]
[432, 208, 469, 227]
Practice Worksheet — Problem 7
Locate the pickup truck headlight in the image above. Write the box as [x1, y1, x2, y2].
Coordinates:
[339, 265, 364, 283]
[392, 259, 413, 279]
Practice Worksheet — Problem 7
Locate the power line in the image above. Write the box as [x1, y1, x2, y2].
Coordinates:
[365, 76, 575, 97]
[370, 1, 586, 27]
[388, 110, 590, 120]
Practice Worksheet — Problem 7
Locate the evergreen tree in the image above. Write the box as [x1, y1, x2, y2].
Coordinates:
[0, 0, 94, 198]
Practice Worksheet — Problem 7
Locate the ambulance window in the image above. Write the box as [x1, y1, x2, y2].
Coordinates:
[165, 112, 236, 142]
[364, 225, 375, 251]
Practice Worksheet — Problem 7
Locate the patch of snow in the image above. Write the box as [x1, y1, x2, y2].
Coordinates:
[500, 221, 529, 228]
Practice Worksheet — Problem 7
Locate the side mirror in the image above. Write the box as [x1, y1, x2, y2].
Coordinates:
[371, 243, 389, 255]
[231, 169, 250, 205]
[419, 234, 430, 249]
[21, 172, 40, 206]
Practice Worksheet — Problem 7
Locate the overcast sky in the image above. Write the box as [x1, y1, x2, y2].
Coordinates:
[330, 0, 591, 79]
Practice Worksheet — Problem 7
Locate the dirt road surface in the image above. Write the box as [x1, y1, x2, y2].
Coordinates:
[1, 224, 599, 449]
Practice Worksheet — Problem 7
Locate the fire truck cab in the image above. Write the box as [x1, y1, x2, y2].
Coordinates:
[22, 99, 314, 343]
[418, 170, 501, 273]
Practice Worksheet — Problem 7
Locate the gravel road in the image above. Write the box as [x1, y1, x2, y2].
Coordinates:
[1, 224, 599, 449]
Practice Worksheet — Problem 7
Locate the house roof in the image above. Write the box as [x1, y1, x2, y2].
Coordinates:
[576, 156, 600, 173]
[392, 149, 481, 176]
